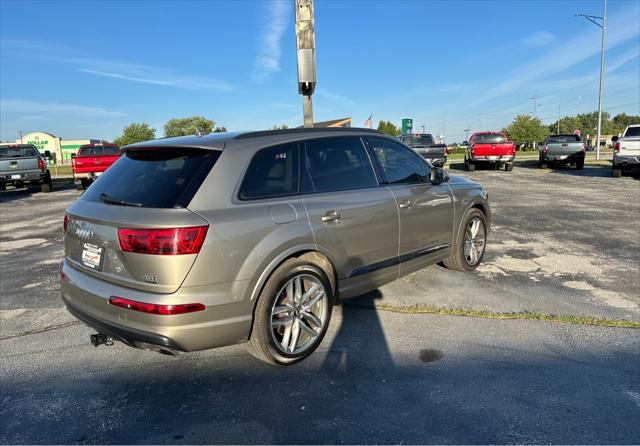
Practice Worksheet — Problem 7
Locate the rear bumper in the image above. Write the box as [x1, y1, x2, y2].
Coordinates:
[0, 171, 46, 185]
[470, 155, 514, 163]
[60, 259, 253, 353]
[543, 152, 584, 162]
[613, 155, 640, 167]
[65, 299, 185, 352]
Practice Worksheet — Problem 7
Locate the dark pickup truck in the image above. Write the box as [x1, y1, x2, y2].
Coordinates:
[398, 134, 448, 166]
[0, 144, 53, 192]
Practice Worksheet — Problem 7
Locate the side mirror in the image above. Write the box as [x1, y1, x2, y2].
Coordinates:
[71, 153, 76, 158]
[430, 167, 448, 185]
[611, 135, 619, 142]
[44, 150, 51, 158]
[462, 141, 469, 146]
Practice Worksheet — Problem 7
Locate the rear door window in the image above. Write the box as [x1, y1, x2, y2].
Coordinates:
[624, 127, 640, 137]
[302, 136, 377, 193]
[0, 146, 37, 158]
[474, 134, 507, 144]
[548, 135, 581, 143]
[239, 143, 299, 200]
[102, 145, 120, 155]
[367, 137, 429, 184]
[82, 147, 220, 208]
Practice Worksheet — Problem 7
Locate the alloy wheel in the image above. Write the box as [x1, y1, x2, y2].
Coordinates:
[463, 217, 486, 266]
[270, 273, 328, 355]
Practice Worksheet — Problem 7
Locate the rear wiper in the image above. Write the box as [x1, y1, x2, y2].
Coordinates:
[99, 192, 143, 207]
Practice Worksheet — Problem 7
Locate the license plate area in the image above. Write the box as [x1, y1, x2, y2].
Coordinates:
[81, 243, 103, 270]
[11, 174, 21, 179]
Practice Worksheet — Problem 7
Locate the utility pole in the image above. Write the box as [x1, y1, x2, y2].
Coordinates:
[295, 0, 316, 128]
[18, 130, 23, 144]
[421, 125, 425, 134]
[576, 0, 606, 160]
[464, 128, 470, 142]
[531, 90, 539, 116]
[557, 104, 561, 134]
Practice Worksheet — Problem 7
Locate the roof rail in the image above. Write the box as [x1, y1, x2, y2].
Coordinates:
[234, 127, 381, 140]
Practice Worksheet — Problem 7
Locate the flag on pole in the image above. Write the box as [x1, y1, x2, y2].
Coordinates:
[364, 114, 372, 128]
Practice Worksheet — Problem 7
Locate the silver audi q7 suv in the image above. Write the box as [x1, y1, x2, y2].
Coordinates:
[61, 128, 490, 364]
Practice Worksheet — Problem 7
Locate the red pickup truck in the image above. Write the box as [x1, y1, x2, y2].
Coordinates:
[72, 143, 121, 190]
[465, 132, 516, 171]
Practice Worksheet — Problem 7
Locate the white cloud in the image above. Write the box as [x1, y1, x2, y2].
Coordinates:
[523, 30, 556, 47]
[1, 99, 127, 117]
[251, 0, 291, 83]
[1, 39, 233, 92]
[474, 2, 640, 105]
[315, 88, 356, 107]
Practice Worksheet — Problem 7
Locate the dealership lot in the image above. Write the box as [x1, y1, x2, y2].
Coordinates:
[1, 164, 639, 443]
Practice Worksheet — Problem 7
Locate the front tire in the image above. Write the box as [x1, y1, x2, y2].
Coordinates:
[442, 208, 487, 272]
[576, 159, 584, 170]
[612, 167, 622, 178]
[246, 258, 333, 365]
[505, 163, 513, 171]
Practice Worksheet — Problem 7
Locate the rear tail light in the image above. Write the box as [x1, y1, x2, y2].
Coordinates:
[117, 225, 208, 255]
[63, 214, 68, 233]
[614, 142, 620, 153]
[582, 143, 587, 152]
[543, 145, 548, 153]
[109, 296, 206, 315]
[38, 158, 44, 171]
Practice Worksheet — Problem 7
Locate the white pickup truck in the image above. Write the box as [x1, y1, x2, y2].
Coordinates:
[612, 124, 640, 177]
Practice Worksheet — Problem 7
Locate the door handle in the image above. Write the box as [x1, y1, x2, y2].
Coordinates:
[399, 200, 412, 209]
[321, 210, 341, 222]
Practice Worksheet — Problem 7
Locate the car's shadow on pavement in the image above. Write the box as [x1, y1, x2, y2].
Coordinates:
[0, 180, 76, 204]
[2, 298, 640, 445]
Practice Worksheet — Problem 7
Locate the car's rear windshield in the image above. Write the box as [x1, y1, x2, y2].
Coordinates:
[78, 145, 119, 156]
[402, 135, 435, 146]
[0, 146, 38, 158]
[547, 135, 581, 143]
[624, 126, 640, 137]
[82, 147, 220, 208]
[474, 134, 507, 144]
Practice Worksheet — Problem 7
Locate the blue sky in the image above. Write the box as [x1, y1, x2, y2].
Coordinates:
[1, 0, 638, 143]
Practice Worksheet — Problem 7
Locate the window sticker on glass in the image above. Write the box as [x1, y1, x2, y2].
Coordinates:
[275, 153, 287, 159]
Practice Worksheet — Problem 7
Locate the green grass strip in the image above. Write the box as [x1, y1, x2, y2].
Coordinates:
[346, 303, 640, 329]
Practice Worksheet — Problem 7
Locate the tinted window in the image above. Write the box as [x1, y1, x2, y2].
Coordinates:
[0, 146, 37, 158]
[102, 145, 119, 155]
[547, 135, 581, 143]
[239, 143, 299, 200]
[401, 134, 435, 146]
[367, 137, 429, 184]
[82, 148, 220, 208]
[474, 134, 507, 144]
[624, 126, 640, 137]
[302, 137, 377, 193]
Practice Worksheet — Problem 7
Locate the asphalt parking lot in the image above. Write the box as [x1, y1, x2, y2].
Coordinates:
[1, 164, 639, 444]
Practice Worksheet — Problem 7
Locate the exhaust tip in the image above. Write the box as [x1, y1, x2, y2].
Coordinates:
[90, 333, 114, 347]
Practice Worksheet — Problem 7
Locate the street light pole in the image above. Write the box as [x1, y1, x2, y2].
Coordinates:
[295, 0, 316, 128]
[576, 0, 606, 160]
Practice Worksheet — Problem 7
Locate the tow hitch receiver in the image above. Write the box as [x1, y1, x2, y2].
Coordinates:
[90, 333, 114, 347]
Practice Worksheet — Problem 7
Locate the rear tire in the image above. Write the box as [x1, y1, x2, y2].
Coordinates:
[505, 163, 513, 171]
[467, 161, 476, 172]
[442, 208, 487, 272]
[612, 167, 622, 178]
[576, 159, 584, 170]
[41, 174, 52, 193]
[246, 258, 333, 365]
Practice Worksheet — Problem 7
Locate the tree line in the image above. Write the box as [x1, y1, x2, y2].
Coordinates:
[502, 112, 639, 149]
[373, 112, 639, 148]
[113, 116, 227, 147]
